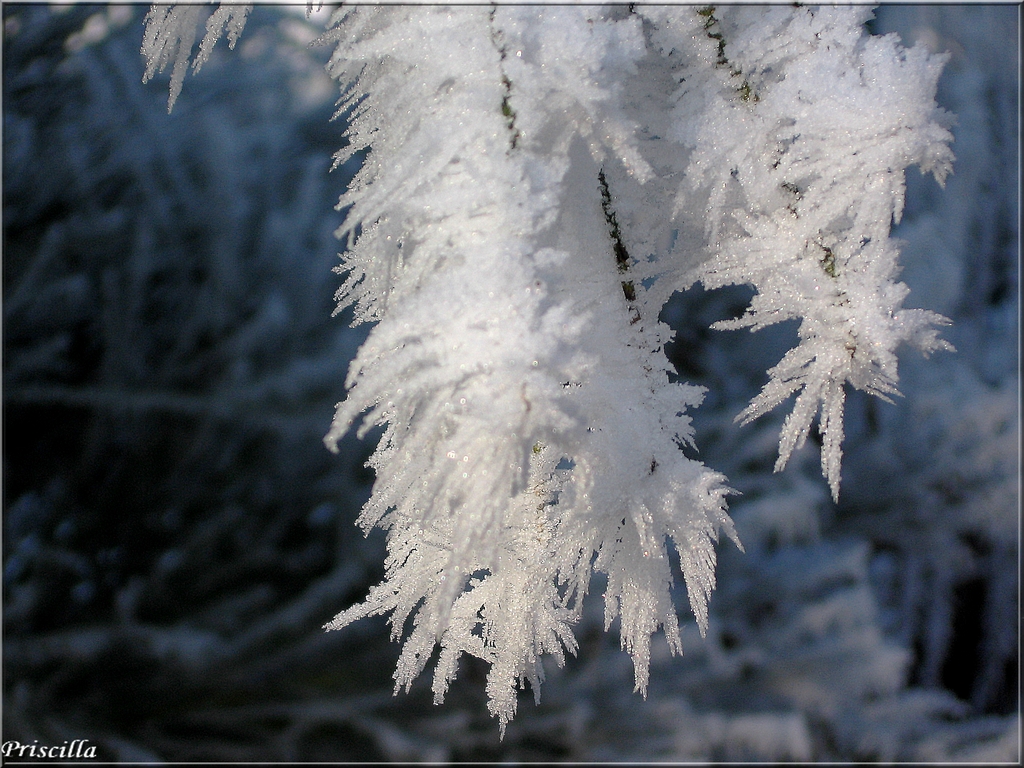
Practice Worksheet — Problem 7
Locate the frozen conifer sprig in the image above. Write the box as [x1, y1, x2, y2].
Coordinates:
[315, 6, 739, 733]
[142, 3, 954, 732]
[651, 5, 955, 500]
[141, 3, 251, 113]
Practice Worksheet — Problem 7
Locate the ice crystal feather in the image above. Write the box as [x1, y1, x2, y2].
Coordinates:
[141, 3, 956, 733]
[314, 7, 741, 732]
[141, 2, 251, 113]
[660, 6, 955, 500]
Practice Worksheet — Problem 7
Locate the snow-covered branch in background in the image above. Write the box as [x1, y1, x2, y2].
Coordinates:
[141, 3, 955, 732]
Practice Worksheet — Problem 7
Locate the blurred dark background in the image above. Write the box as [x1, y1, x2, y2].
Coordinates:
[3, 4, 1018, 761]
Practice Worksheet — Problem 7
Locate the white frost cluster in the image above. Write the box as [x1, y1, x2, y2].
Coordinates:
[142, 3, 955, 733]
[141, 2, 251, 112]
[650, 6, 954, 499]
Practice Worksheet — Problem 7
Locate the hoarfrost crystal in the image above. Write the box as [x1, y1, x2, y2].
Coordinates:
[141, 3, 955, 733]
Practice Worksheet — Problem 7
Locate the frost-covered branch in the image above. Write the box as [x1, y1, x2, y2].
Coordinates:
[139, 2, 956, 732]
[650, 6, 955, 499]
[141, 2, 251, 112]
[312, 7, 739, 732]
